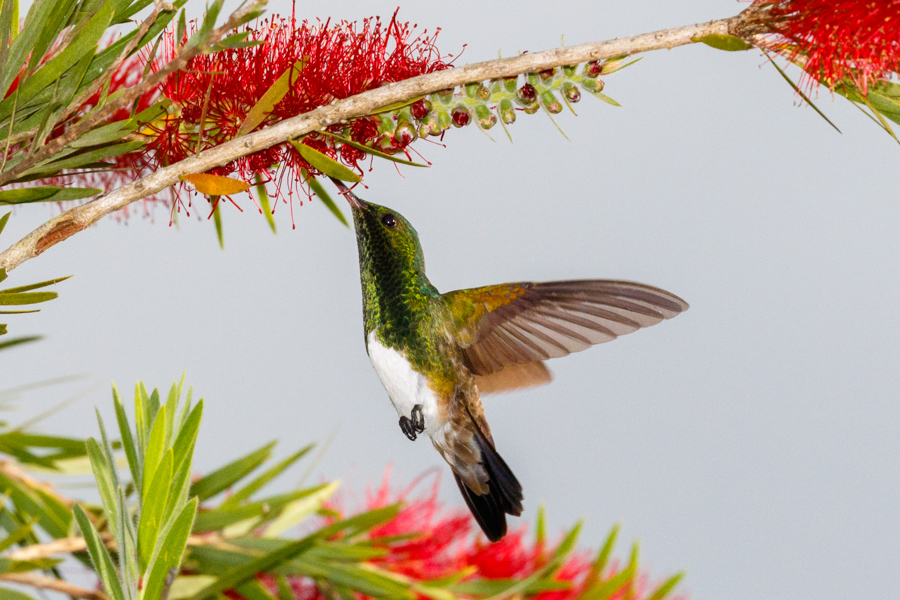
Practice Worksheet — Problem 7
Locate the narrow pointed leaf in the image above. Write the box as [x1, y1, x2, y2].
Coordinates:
[138, 449, 173, 569]
[319, 131, 428, 167]
[693, 33, 751, 51]
[237, 59, 306, 137]
[0, 212, 9, 236]
[305, 171, 348, 227]
[186, 535, 318, 600]
[220, 444, 313, 508]
[142, 497, 198, 600]
[0, 276, 69, 294]
[190, 440, 275, 501]
[0, 291, 57, 305]
[142, 407, 167, 504]
[113, 384, 141, 494]
[85, 438, 118, 538]
[765, 50, 841, 133]
[646, 572, 685, 600]
[291, 140, 361, 182]
[73, 505, 126, 600]
[254, 176, 276, 233]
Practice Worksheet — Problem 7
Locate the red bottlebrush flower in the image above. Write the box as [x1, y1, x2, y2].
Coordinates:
[146, 11, 450, 206]
[760, 0, 900, 93]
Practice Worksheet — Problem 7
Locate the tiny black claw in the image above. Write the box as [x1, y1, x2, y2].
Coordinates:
[411, 404, 425, 433]
[399, 416, 417, 441]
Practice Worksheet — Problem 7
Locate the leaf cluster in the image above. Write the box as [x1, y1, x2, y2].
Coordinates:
[0, 377, 684, 600]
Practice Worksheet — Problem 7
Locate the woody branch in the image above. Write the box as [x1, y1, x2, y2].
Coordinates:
[0, 7, 766, 274]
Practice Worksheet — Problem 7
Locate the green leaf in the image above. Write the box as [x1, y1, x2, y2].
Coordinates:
[142, 497, 198, 600]
[21, 141, 143, 177]
[303, 170, 348, 227]
[0, 187, 58, 204]
[0, 335, 41, 350]
[237, 59, 306, 137]
[646, 572, 685, 600]
[113, 383, 141, 495]
[0, 291, 57, 305]
[172, 399, 202, 475]
[0, 588, 40, 600]
[73, 504, 126, 600]
[85, 438, 119, 538]
[0, 0, 68, 96]
[254, 175, 276, 234]
[263, 480, 340, 538]
[584, 523, 619, 589]
[138, 449, 173, 569]
[186, 535, 318, 600]
[193, 485, 329, 533]
[591, 92, 621, 107]
[0, 518, 36, 552]
[0, 275, 70, 294]
[865, 81, 900, 126]
[235, 580, 280, 600]
[219, 444, 314, 509]
[212, 197, 224, 249]
[693, 33, 751, 51]
[290, 139, 361, 182]
[319, 131, 428, 167]
[190, 440, 275, 501]
[142, 406, 167, 502]
[70, 119, 138, 148]
[764, 50, 841, 134]
[0, 212, 9, 235]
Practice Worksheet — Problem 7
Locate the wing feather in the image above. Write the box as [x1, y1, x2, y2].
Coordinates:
[444, 280, 688, 380]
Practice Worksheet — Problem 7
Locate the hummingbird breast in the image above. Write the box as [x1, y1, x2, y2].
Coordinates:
[366, 330, 446, 435]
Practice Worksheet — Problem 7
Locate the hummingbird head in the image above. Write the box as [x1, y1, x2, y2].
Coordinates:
[330, 178, 427, 279]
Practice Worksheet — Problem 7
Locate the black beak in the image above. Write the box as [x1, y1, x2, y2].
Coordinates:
[328, 177, 365, 209]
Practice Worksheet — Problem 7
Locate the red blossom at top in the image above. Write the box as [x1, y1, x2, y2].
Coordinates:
[760, 0, 900, 93]
[147, 12, 450, 198]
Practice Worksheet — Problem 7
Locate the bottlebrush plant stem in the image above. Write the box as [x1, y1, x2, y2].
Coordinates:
[0, 8, 762, 274]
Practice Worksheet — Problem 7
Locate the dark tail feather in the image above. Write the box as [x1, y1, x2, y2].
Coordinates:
[455, 422, 524, 542]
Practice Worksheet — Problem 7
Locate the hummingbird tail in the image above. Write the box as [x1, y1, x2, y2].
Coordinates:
[454, 421, 523, 542]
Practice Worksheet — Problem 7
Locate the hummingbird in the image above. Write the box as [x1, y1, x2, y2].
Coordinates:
[332, 178, 688, 542]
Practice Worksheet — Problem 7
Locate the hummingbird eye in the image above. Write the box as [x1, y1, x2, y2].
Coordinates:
[381, 213, 398, 229]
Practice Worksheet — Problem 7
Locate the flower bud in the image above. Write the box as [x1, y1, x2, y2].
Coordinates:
[476, 84, 491, 101]
[377, 134, 394, 151]
[499, 98, 516, 124]
[540, 90, 562, 114]
[516, 83, 537, 107]
[503, 76, 518, 94]
[581, 78, 605, 93]
[395, 121, 418, 145]
[451, 105, 471, 127]
[523, 102, 540, 115]
[539, 68, 555, 80]
[563, 65, 576, 77]
[464, 83, 479, 98]
[585, 61, 603, 77]
[410, 99, 432, 120]
[437, 110, 452, 131]
[475, 105, 497, 129]
[562, 82, 581, 103]
[437, 88, 454, 101]
[378, 116, 396, 135]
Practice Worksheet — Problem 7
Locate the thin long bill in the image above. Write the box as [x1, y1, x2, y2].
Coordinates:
[328, 177, 365, 209]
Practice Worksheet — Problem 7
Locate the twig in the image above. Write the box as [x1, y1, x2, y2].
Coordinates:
[0, 572, 107, 600]
[0, 459, 75, 508]
[0, 0, 268, 187]
[0, 8, 764, 273]
[5, 532, 224, 561]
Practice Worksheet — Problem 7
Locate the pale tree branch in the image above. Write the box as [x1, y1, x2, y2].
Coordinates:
[0, 8, 766, 273]
[5, 532, 224, 561]
[0, 572, 107, 600]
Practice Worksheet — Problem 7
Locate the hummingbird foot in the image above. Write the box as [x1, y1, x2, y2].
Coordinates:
[399, 404, 426, 441]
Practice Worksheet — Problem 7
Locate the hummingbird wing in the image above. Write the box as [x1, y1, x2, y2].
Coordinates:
[443, 280, 688, 388]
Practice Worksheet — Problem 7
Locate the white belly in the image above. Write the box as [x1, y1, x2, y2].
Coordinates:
[366, 331, 441, 436]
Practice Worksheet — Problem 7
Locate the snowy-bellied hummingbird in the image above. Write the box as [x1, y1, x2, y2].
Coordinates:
[332, 178, 688, 542]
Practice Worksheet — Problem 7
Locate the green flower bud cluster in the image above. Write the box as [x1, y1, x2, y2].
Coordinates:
[371, 57, 633, 150]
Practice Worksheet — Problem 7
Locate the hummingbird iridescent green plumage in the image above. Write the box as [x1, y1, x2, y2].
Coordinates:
[332, 178, 688, 542]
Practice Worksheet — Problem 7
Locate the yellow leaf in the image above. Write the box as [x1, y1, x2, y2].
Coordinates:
[236, 58, 307, 137]
[180, 173, 251, 196]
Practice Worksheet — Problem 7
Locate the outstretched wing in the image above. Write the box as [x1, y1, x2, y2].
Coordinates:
[443, 280, 688, 388]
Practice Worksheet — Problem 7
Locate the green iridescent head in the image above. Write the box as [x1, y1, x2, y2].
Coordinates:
[331, 179, 426, 275]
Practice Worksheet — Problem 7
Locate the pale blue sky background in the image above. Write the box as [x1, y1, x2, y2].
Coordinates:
[2, 1, 899, 599]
